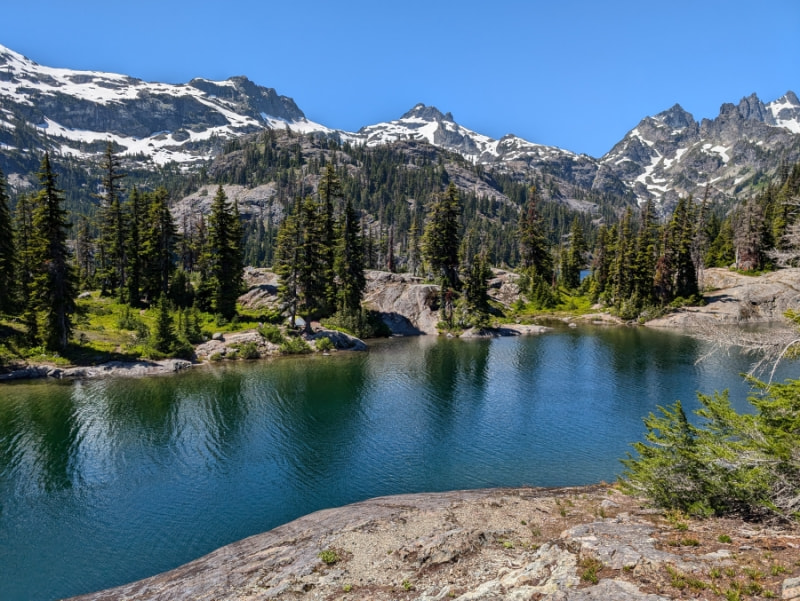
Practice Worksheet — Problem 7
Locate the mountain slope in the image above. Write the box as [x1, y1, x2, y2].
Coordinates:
[1, 42, 799, 212]
[0, 43, 331, 166]
[599, 92, 800, 208]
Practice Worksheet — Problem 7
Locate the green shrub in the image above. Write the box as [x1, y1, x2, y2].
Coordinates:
[621, 377, 800, 521]
[258, 323, 285, 344]
[117, 306, 142, 330]
[279, 336, 311, 355]
[315, 336, 334, 352]
[236, 341, 260, 359]
[318, 549, 339, 564]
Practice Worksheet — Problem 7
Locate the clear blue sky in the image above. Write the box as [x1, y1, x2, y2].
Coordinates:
[2, 0, 798, 157]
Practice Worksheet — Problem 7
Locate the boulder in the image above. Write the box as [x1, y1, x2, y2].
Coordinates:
[363, 270, 440, 335]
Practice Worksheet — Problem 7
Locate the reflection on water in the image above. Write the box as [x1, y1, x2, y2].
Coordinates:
[0, 327, 795, 601]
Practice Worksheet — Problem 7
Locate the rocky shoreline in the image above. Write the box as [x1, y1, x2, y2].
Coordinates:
[0, 358, 195, 382]
[4, 266, 799, 383]
[65, 484, 800, 601]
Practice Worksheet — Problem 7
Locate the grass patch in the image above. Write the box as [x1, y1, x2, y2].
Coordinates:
[579, 556, 603, 584]
[318, 549, 339, 565]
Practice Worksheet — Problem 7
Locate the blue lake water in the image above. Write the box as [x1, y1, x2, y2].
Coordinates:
[0, 326, 793, 600]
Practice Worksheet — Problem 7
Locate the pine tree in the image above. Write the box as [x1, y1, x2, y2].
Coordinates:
[517, 186, 553, 281]
[562, 219, 587, 289]
[653, 228, 675, 305]
[407, 208, 421, 276]
[205, 185, 244, 320]
[463, 252, 491, 314]
[706, 217, 735, 268]
[274, 199, 303, 326]
[30, 154, 77, 351]
[733, 196, 766, 271]
[125, 186, 145, 306]
[334, 197, 366, 317]
[74, 216, 94, 290]
[152, 295, 176, 354]
[632, 199, 660, 306]
[669, 197, 699, 299]
[14, 192, 36, 339]
[610, 208, 635, 308]
[298, 195, 330, 316]
[141, 188, 177, 303]
[95, 143, 126, 299]
[591, 225, 613, 298]
[0, 167, 15, 313]
[422, 183, 462, 290]
[317, 163, 341, 303]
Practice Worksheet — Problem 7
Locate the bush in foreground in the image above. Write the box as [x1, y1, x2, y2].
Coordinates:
[621, 378, 800, 522]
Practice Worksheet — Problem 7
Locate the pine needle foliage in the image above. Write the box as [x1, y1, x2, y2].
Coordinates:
[621, 378, 800, 522]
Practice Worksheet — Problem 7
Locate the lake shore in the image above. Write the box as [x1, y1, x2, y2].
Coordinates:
[65, 483, 800, 601]
[3, 266, 798, 383]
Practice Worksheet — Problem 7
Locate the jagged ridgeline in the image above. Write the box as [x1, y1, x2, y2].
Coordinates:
[186, 128, 620, 269]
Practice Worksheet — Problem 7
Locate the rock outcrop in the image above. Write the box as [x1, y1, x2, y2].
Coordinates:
[647, 267, 800, 328]
[363, 270, 441, 335]
[0, 359, 193, 381]
[66, 485, 800, 601]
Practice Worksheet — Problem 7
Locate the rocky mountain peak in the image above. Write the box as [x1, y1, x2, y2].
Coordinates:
[736, 92, 773, 124]
[655, 104, 696, 130]
[401, 104, 453, 122]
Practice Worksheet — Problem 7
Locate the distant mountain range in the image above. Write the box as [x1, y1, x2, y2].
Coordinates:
[1, 42, 799, 211]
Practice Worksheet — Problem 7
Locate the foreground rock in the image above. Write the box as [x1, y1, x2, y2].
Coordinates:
[647, 267, 800, 328]
[67, 485, 800, 601]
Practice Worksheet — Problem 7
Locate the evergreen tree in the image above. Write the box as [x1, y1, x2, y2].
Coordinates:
[95, 143, 126, 299]
[152, 295, 176, 354]
[462, 252, 491, 315]
[422, 183, 462, 289]
[706, 217, 735, 268]
[632, 199, 659, 305]
[562, 219, 587, 289]
[653, 228, 675, 305]
[30, 154, 77, 351]
[0, 168, 15, 313]
[317, 163, 341, 304]
[407, 208, 421, 276]
[14, 193, 36, 339]
[298, 195, 330, 316]
[733, 196, 766, 271]
[517, 186, 553, 281]
[205, 185, 244, 320]
[141, 188, 177, 303]
[590, 225, 613, 299]
[692, 188, 712, 281]
[125, 186, 145, 306]
[334, 197, 366, 317]
[74, 216, 94, 290]
[669, 197, 699, 299]
[610, 208, 635, 308]
[274, 199, 303, 326]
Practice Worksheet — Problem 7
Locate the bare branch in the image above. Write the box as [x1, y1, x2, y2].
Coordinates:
[692, 318, 800, 381]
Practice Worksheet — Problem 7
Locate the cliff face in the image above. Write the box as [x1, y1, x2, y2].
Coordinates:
[66, 485, 800, 601]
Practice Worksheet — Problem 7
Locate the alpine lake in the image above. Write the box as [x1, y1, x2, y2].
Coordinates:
[0, 324, 794, 601]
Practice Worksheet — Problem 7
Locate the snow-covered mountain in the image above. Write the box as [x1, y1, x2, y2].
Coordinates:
[599, 92, 800, 207]
[1, 41, 799, 210]
[0, 43, 333, 165]
[358, 104, 576, 163]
